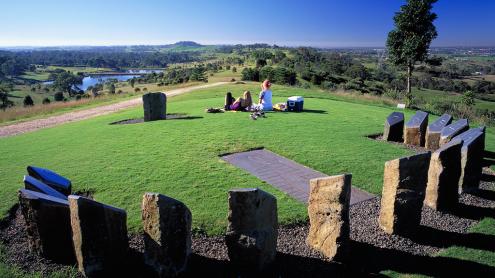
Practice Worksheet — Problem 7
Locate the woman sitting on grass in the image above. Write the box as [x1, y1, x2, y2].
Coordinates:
[258, 79, 273, 111]
[225, 91, 253, 111]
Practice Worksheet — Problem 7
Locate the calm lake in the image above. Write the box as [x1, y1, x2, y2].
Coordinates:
[43, 69, 163, 91]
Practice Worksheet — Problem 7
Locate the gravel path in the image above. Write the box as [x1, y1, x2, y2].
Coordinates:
[0, 82, 227, 138]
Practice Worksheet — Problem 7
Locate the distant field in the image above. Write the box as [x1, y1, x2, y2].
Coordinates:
[412, 87, 495, 112]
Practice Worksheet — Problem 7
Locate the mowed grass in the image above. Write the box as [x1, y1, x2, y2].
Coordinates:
[0, 83, 493, 235]
[0, 83, 415, 234]
[1, 83, 494, 276]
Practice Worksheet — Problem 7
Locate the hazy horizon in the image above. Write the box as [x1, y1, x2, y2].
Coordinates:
[1, 0, 495, 48]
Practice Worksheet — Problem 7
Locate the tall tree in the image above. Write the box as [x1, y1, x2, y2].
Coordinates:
[51, 71, 83, 97]
[387, 0, 438, 105]
[0, 85, 14, 110]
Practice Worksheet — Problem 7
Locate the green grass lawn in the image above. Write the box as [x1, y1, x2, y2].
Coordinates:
[0, 83, 493, 275]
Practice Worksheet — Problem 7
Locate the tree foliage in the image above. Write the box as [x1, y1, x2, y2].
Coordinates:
[387, 0, 438, 104]
[23, 95, 34, 106]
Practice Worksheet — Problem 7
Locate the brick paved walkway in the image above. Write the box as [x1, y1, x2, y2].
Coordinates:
[222, 149, 375, 205]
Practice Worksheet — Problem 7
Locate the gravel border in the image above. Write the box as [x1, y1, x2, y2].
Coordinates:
[2, 176, 493, 276]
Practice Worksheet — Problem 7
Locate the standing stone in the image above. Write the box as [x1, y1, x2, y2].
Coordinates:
[384, 112, 404, 142]
[378, 152, 431, 235]
[439, 119, 469, 147]
[27, 166, 72, 195]
[424, 140, 463, 211]
[454, 130, 485, 193]
[142, 193, 192, 277]
[226, 188, 278, 272]
[69, 195, 128, 277]
[24, 175, 68, 200]
[143, 92, 167, 121]
[425, 114, 452, 150]
[18, 189, 75, 264]
[404, 111, 429, 146]
[307, 174, 351, 261]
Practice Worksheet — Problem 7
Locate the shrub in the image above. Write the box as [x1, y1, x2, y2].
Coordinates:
[117, 90, 123, 94]
[23, 95, 34, 106]
[143, 88, 148, 92]
[383, 88, 403, 100]
[75, 95, 82, 101]
[321, 81, 337, 90]
[135, 88, 141, 92]
[54, 91, 64, 101]
[42, 97, 51, 105]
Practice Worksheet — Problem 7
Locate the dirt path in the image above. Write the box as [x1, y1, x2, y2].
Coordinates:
[0, 82, 228, 138]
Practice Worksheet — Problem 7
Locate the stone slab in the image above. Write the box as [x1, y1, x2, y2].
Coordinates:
[439, 119, 469, 147]
[404, 110, 429, 146]
[69, 195, 128, 277]
[27, 166, 71, 195]
[425, 114, 452, 150]
[455, 130, 484, 193]
[424, 140, 463, 211]
[221, 149, 374, 205]
[307, 174, 351, 261]
[378, 152, 431, 235]
[18, 189, 75, 263]
[383, 112, 404, 142]
[226, 188, 278, 272]
[143, 92, 167, 122]
[24, 175, 68, 200]
[142, 193, 192, 277]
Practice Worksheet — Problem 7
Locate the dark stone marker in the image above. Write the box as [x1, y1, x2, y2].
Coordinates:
[439, 119, 469, 147]
[69, 195, 129, 277]
[404, 111, 429, 146]
[27, 166, 72, 195]
[425, 114, 453, 150]
[142, 193, 192, 277]
[18, 189, 75, 264]
[226, 188, 278, 272]
[143, 92, 167, 122]
[424, 139, 463, 211]
[379, 152, 431, 235]
[453, 129, 485, 193]
[383, 112, 404, 142]
[24, 175, 67, 200]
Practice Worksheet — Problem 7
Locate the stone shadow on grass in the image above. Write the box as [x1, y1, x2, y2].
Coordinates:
[110, 114, 203, 125]
[349, 240, 495, 276]
[402, 225, 495, 252]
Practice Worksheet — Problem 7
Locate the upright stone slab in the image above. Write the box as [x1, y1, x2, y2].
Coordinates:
[307, 174, 351, 261]
[27, 166, 72, 195]
[18, 189, 75, 263]
[383, 112, 404, 142]
[69, 195, 128, 277]
[24, 175, 68, 200]
[142, 193, 192, 277]
[404, 111, 429, 146]
[454, 130, 485, 193]
[439, 119, 469, 147]
[143, 92, 167, 121]
[424, 140, 463, 211]
[425, 114, 452, 150]
[226, 188, 278, 272]
[378, 152, 431, 235]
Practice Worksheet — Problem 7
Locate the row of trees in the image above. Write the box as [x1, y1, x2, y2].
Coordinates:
[0, 50, 199, 75]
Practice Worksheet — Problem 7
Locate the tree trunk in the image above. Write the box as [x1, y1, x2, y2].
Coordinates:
[406, 64, 413, 107]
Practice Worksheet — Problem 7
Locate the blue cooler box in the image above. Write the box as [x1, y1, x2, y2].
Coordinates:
[287, 96, 304, 112]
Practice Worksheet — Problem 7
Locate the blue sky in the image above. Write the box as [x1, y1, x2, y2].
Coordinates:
[1, 0, 494, 47]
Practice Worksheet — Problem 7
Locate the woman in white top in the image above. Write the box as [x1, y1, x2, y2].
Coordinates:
[258, 79, 273, 111]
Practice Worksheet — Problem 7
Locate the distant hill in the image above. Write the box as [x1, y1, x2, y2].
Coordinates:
[170, 41, 203, 47]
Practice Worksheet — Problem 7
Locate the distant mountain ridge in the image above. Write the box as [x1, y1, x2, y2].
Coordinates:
[170, 41, 203, 47]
